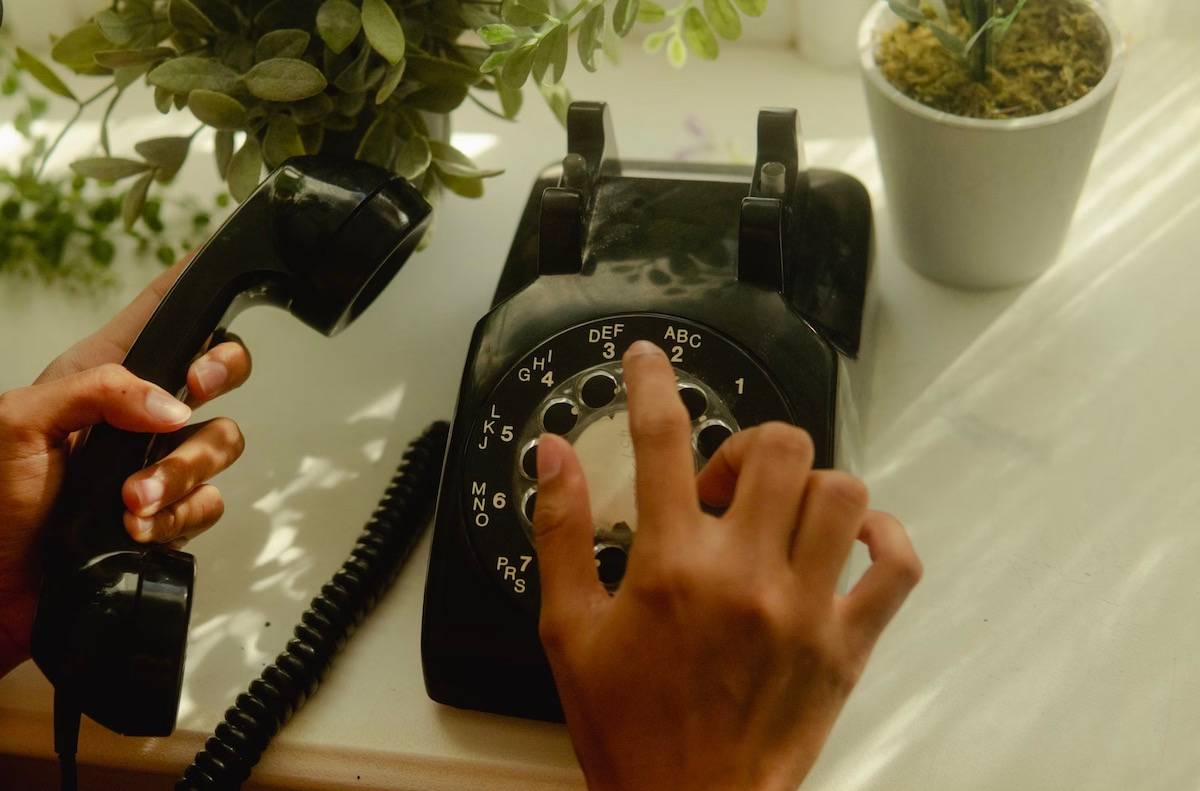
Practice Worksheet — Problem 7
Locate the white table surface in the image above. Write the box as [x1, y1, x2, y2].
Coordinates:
[2, 19, 1200, 791]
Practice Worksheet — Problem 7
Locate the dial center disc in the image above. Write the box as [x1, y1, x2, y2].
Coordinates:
[573, 409, 639, 536]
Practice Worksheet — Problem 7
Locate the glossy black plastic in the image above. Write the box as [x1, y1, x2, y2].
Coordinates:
[31, 157, 431, 737]
[422, 103, 873, 721]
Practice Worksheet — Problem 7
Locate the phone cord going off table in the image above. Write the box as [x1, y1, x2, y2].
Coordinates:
[176, 421, 450, 791]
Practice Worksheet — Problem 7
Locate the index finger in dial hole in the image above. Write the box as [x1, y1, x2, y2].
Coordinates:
[621, 341, 702, 536]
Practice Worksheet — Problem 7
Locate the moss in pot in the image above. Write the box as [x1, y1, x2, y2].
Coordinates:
[880, 0, 1110, 118]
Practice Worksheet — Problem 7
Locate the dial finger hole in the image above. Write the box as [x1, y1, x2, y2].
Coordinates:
[542, 399, 579, 435]
[580, 371, 619, 409]
[678, 384, 708, 421]
[520, 440, 540, 480]
[696, 420, 734, 459]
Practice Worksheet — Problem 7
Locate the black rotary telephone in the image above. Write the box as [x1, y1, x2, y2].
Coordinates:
[29, 157, 432, 779]
[421, 101, 873, 721]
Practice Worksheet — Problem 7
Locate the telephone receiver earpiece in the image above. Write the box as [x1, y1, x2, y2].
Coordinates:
[30, 156, 431, 737]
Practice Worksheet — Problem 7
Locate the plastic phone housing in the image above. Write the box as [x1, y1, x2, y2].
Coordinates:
[421, 103, 873, 721]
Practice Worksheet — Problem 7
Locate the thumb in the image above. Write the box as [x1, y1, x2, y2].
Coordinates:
[14, 363, 192, 445]
[532, 433, 606, 645]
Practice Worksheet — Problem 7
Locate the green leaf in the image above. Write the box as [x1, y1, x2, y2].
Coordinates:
[334, 40, 372, 92]
[168, 0, 218, 36]
[15, 48, 76, 101]
[95, 9, 140, 46]
[437, 169, 484, 198]
[244, 58, 328, 101]
[403, 83, 469, 113]
[667, 34, 687, 68]
[362, 0, 407, 64]
[501, 44, 536, 90]
[215, 129, 235, 178]
[704, 0, 742, 40]
[188, 89, 248, 130]
[317, 0, 362, 54]
[228, 135, 264, 203]
[429, 139, 503, 179]
[154, 86, 173, 113]
[539, 81, 572, 127]
[355, 114, 396, 168]
[291, 93, 335, 123]
[638, 1, 666, 23]
[263, 116, 306, 169]
[683, 8, 719, 60]
[480, 49, 515, 74]
[394, 135, 432, 180]
[376, 60, 407, 104]
[406, 55, 484, 87]
[479, 24, 518, 45]
[93, 47, 174, 69]
[992, 0, 1030, 44]
[613, 0, 640, 37]
[930, 24, 968, 58]
[501, 0, 548, 27]
[256, 29, 312, 62]
[122, 170, 155, 231]
[497, 78, 523, 119]
[135, 136, 191, 177]
[71, 157, 154, 181]
[643, 30, 669, 54]
[886, 0, 927, 24]
[577, 6, 605, 73]
[51, 24, 113, 74]
[731, 0, 768, 17]
[148, 56, 239, 95]
[532, 23, 569, 85]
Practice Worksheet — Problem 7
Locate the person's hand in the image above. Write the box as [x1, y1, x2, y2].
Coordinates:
[0, 259, 252, 677]
[533, 341, 922, 791]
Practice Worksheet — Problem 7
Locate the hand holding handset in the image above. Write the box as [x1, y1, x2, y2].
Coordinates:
[31, 157, 431, 738]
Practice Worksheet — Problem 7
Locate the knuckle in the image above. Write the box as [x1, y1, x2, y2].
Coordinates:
[811, 471, 870, 512]
[0, 389, 20, 433]
[892, 546, 924, 588]
[93, 363, 132, 399]
[630, 557, 698, 608]
[730, 583, 797, 637]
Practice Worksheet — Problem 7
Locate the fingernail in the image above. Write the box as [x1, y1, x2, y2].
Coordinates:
[192, 359, 228, 396]
[133, 515, 156, 540]
[146, 389, 191, 424]
[134, 475, 164, 513]
[626, 340, 662, 359]
[536, 436, 562, 481]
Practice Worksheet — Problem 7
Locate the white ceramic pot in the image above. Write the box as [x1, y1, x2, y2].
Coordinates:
[795, 0, 873, 69]
[859, 1, 1124, 289]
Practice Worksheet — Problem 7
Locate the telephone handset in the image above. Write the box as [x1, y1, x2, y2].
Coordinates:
[31, 157, 431, 740]
[421, 102, 873, 721]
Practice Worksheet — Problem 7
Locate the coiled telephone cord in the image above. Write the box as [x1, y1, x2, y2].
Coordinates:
[175, 421, 449, 790]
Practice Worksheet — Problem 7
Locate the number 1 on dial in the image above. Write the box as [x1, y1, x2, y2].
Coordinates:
[735, 377, 745, 395]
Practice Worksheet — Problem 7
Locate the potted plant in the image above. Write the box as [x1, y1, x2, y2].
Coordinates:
[5, 0, 771, 267]
[859, 0, 1123, 289]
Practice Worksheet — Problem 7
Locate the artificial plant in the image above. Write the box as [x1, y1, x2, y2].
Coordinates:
[12, 0, 771, 230]
[887, 0, 1029, 81]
